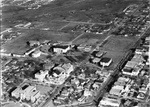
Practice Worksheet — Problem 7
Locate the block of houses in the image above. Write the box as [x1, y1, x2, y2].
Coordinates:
[100, 57, 112, 67]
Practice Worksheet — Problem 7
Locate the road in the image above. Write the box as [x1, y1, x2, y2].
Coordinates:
[57, 20, 112, 26]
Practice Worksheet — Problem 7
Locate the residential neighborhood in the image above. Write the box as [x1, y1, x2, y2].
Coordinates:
[1, 0, 150, 107]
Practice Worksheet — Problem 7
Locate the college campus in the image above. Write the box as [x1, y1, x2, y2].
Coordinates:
[1, 0, 150, 107]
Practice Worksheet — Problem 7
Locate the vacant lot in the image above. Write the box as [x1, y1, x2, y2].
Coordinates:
[2, 0, 143, 27]
[73, 33, 107, 45]
[101, 36, 137, 52]
[32, 21, 69, 31]
[36, 84, 55, 95]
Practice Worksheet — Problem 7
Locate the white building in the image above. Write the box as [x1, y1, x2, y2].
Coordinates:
[46, 63, 74, 85]
[100, 57, 112, 67]
[11, 84, 40, 103]
[122, 67, 133, 76]
[99, 97, 120, 107]
[31, 50, 43, 58]
[52, 45, 71, 54]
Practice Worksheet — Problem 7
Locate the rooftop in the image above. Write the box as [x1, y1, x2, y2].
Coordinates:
[100, 57, 112, 63]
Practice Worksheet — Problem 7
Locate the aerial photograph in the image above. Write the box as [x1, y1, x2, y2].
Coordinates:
[0, 0, 150, 107]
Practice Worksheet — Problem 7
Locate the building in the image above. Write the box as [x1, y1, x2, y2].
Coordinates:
[92, 58, 101, 64]
[35, 70, 49, 81]
[45, 63, 74, 85]
[51, 45, 71, 54]
[99, 97, 120, 107]
[27, 40, 40, 47]
[11, 84, 40, 103]
[100, 57, 112, 67]
[109, 85, 124, 96]
[122, 67, 133, 76]
[125, 61, 138, 68]
[31, 50, 43, 58]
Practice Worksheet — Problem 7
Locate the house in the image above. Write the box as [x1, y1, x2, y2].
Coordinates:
[145, 36, 150, 42]
[84, 46, 92, 52]
[135, 47, 146, 55]
[100, 57, 112, 67]
[137, 92, 145, 100]
[122, 67, 133, 76]
[92, 58, 101, 64]
[51, 45, 71, 54]
[143, 42, 149, 48]
[95, 51, 104, 57]
[83, 89, 92, 97]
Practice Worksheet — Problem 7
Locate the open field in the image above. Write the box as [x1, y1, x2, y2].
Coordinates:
[100, 36, 138, 52]
[60, 22, 92, 32]
[73, 33, 107, 45]
[2, 30, 81, 54]
[31, 21, 69, 31]
[2, 0, 143, 28]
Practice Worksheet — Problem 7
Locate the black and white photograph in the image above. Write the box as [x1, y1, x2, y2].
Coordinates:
[0, 0, 150, 107]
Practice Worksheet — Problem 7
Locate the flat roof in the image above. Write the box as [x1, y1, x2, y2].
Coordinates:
[100, 57, 112, 63]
